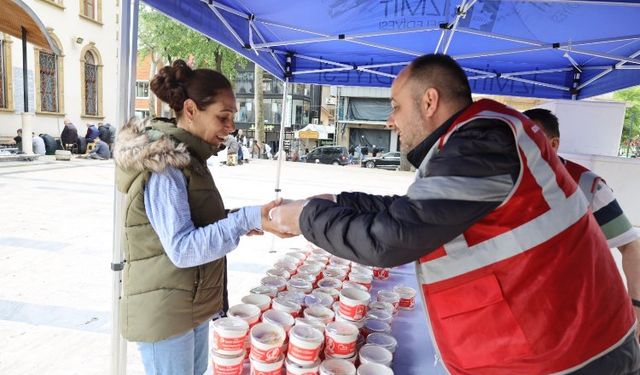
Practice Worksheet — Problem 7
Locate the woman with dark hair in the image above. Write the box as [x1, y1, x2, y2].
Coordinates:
[113, 60, 283, 374]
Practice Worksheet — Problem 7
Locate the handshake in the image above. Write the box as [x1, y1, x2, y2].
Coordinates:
[255, 194, 336, 238]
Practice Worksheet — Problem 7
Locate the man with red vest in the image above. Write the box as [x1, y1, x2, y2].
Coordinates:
[268, 54, 639, 374]
[524, 108, 640, 327]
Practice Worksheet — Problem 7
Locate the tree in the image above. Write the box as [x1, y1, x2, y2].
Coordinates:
[138, 7, 247, 115]
[614, 86, 640, 157]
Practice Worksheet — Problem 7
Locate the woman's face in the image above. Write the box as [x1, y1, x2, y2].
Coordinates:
[182, 89, 237, 147]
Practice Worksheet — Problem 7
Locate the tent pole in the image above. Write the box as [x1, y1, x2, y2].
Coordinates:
[274, 78, 289, 200]
[269, 78, 288, 252]
[111, 1, 139, 374]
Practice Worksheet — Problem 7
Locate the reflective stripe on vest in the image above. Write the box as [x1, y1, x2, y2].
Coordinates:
[418, 110, 588, 284]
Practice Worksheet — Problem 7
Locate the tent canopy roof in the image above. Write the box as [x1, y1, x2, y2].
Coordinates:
[0, 0, 61, 55]
[143, 0, 640, 100]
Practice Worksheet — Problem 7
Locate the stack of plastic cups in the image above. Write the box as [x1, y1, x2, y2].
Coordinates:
[348, 271, 373, 291]
[250, 285, 278, 298]
[324, 321, 360, 364]
[320, 358, 357, 375]
[274, 261, 298, 277]
[241, 294, 272, 313]
[250, 322, 286, 375]
[372, 267, 391, 281]
[210, 317, 249, 374]
[365, 333, 397, 357]
[266, 267, 291, 280]
[357, 362, 394, 375]
[227, 304, 261, 360]
[262, 309, 295, 355]
[272, 296, 302, 318]
[358, 344, 393, 367]
[261, 275, 287, 293]
[304, 305, 335, 325]
[287, 278, 314, 295]
[286, 325, 324, 374]
[376, 291, 400, 315]
[338, 287, 370, 329]
[392, 285, 416, 311]
[361, 319, 391, 339]
[306, 291, 334, 309]
[279, 290, 307, 306]
[315, 287, 340, 303]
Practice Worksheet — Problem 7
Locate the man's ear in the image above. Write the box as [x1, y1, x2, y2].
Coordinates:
[422, 88, 439, 118]
[550, 137, 560, 151]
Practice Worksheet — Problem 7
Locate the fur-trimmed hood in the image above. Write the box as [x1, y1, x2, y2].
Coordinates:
[114, 117, 191, 173]
[113, 117, 191, 193]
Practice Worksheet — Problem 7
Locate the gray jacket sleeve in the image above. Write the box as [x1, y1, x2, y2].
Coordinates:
[299, 119, 520, 267]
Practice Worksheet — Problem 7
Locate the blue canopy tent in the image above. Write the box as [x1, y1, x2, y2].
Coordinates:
[141, 0, 640, 99]
[111, 1, 640, 373]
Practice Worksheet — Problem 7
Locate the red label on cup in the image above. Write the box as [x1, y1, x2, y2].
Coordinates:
[213, 363, 243, 375]
[251, 366, 282, 375]
[288, 342, 321, 362]
[251, 345, 282, 362]
[339, 302, 367, 320]
[399, 297, 415, 308]
[373, 268, 389, 280]
[214, 332, 247, 352]
[325, 336, 356, 356]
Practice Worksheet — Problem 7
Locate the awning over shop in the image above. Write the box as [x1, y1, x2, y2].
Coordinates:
[0, 0, 61, 54]
[295, 124, 335, 140]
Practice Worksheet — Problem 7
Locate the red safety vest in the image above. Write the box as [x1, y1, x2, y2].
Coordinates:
[416, 99, 635, 374]
[562, 158, 602, 206]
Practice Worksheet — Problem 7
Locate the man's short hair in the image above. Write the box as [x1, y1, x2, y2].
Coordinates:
[407, 54, 472, 106]
[523, 108, 560, 138]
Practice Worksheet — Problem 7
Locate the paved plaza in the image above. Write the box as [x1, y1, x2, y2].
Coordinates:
[0, 157, 414, 374]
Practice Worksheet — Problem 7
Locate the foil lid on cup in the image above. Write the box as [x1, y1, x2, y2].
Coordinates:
[363, 319, 391, 335]
[262, 309, 295, 332]
[250, 285, 278, 298]
[306, 292, 334, 308]
[366, 333, 398, 354]
[317, 277, 343, 290]
[359, 344, 393, 367]
[319, 358, 356, 375]
[357, 362, 394, 375]
[212, 316, 250, 332]
[266, 268, 291, 280]
[366, 309, 393, 324]
[279, 290, 307, 306]
[261, 275, 287, 291]
[304, 305, 335, 324]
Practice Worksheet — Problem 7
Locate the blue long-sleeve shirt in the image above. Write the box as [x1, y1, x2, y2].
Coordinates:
[144, 166, 262, 268]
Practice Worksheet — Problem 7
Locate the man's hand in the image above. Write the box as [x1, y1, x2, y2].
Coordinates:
[267, 199, 306, 237]
[260, 198, 296, 238]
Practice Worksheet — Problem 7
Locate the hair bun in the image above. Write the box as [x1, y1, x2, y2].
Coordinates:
[150, 59, 194, 112]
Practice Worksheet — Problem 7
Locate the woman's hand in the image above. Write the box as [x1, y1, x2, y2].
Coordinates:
[260, 198, 296, 238]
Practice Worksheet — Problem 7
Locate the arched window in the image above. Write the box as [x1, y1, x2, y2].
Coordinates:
[34, 30, 64, 114]
[80, 44, 103, 118]
[0, 36, 11, 110]
[84, 51, 97, 115]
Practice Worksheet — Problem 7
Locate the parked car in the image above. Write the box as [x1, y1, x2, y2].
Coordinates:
[361, 151, 401, 169]
[302, 146, 349, 165]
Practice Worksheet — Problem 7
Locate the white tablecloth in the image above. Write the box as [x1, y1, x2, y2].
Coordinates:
[371, 263, 448, 375]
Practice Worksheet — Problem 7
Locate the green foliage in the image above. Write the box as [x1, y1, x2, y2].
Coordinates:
[613, 86, 640, 156]
[138, 7, 247, 80]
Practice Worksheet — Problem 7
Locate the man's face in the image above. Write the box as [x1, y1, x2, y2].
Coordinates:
[387, 68, 432, 153]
